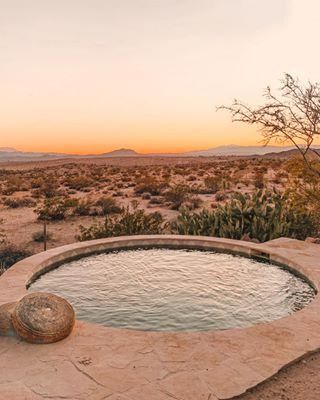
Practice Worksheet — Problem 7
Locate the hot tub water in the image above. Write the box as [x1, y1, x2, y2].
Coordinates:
[29, 249, 314, 331]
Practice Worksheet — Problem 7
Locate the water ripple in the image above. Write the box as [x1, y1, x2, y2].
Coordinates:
[29, 249, 315, 332]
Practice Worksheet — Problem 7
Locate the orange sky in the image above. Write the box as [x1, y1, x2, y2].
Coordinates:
[1, 0, 320, 154]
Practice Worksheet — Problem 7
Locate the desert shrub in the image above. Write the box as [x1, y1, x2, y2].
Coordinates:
[112, 190, 124, 197]
[0, 245, 31, 272]
[30, 177, 45, 189]
[78, 208, 165, 241]
[1, 175, 29, 195]
[90, 167, 105, 182]
[80, 187, 92, 193]
[36, 197, 70, 221]
[172, 190, 316, 242]
[165, 184, 190, 210]
[73, 199, 93, 216]
[142, 193, 151, 200]
[237, 161, 247, 170]
[285, 158, 320, 233]
[65, 176, 94, 191]
[215, 192, 228, 202]
[149, 197, 165, 205]
[3, 197, 36, 209]
[32, 179, 60, 198]
[253, 172, 265, 189]
[134, 177, 168, 196]
[204, 176, 220, 194]
[273, 170, 288, 185]
[63, 198, 79, 208]
[221, 179, 231, 191]
[172, 167, 184, 176]
[72, 196, 120, 217]
[0, 219, 6, 246]
[189, 185, 212, 195]
[183, 195, 203, 210]
[32, 230, 53, 243]
[95, 197, 121, 215]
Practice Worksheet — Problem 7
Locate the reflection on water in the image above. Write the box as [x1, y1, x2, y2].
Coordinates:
[29, 249, 315, 331]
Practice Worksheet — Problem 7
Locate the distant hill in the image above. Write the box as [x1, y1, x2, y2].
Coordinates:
[99, 148, 139, 157]
[260, 147, 320, 159]
[0, 147, 18, 152]
[0, 150, 69, 162]
[0, 144, 320, 162]
[184, 145, 297, 157]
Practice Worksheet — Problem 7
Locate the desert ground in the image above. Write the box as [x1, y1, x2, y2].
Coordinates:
[236, 350, 320, 400]
[0, 155, 285, 254]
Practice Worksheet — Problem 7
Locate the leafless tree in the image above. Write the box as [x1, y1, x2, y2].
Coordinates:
[218, 74, 320, 177]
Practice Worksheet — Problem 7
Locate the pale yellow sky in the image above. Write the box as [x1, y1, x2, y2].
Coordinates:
[1, 0, 320, 154]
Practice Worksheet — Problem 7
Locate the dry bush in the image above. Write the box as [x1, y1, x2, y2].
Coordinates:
[253, 172, 265, 189]
[0, 245, 31, 271]
[65, 175, 94, 191]
[36, 197, 71, 221]
[134, 177, 168, 196]
[3, 197, 36, 209]
[165, 184, 190, 210]
[32, 230, 53, 243]
[204, 176, 220, 194]
[2, 175, 28, 195]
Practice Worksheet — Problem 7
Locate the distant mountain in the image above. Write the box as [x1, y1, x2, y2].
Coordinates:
[99, 148, 139, 157]
[0, 150, 69, 162]
[0, 147, 18, 152]
[0, 147, 141, 162]
[260, 147, 320, 159]
[184, 145, 298, 157]
[1, 144, 320, 162]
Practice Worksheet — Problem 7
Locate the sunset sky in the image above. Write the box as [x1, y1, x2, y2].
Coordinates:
[1, 0, 320, 154]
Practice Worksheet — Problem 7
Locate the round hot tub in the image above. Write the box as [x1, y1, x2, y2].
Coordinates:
[29, 247, 314, 332]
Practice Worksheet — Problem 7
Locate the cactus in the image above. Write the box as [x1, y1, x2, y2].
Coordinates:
[78, 207, 166, 241]
[172, 189, 315, 242]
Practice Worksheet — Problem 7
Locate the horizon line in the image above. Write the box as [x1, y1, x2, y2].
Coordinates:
[0, 143, 307, 156]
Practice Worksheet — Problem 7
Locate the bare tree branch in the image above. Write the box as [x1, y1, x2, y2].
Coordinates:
[217, 74, 320, 177]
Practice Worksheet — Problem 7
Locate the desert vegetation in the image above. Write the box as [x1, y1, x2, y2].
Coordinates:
[78, 207, 165, 241]
[172, 190, 315, 242]
[0, 149, 319, 274]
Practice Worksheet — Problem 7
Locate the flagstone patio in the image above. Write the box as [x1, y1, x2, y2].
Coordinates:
[0, 235, 319, 400]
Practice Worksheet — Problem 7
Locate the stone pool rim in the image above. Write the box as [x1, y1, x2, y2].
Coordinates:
[0, 235, 318, 323]
[1, 235, 320, 399]
[27, 242, 316, 333]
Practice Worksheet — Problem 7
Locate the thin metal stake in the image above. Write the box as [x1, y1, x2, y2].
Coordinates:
[44, 221, 47, 251]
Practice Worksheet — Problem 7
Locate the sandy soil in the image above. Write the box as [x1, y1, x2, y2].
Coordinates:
[0, 206, 106, 253]
[0, 156, 227, 170]
[235, 351, 320, 400]
[0, 204, 179, 254]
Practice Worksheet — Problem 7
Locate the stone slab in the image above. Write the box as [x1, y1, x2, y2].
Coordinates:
[0, 235, 319, 399]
